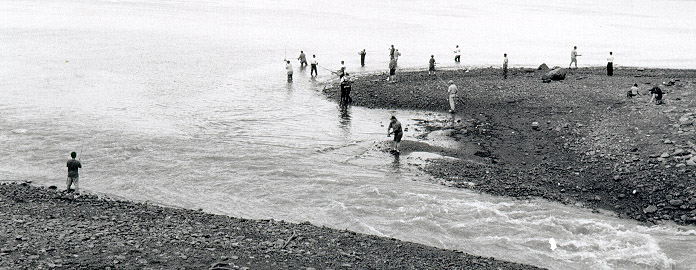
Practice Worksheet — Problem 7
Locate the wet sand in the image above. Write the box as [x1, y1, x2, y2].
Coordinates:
[326, 66, 696, 226]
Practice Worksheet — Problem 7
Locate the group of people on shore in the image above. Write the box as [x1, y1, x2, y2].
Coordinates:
[569, 46, 615, 76]
[287, 45, 619, 87]
[627, 83, 664, 105]
[285, 45, 647, 154]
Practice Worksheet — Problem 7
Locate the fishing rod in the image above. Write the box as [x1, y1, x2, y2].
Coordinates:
[79, 139, 85, 161]
[317, 64, 338, 74]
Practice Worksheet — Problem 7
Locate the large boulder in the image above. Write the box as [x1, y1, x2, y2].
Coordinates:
[538, 63, 549, 70]
[541, 68, 567, 82]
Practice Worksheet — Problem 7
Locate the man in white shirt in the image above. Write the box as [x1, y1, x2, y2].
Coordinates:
[338, 61, 346, 79]
[569, 46, 581, 69]
[607, 51, 614, 76]
[447, 80, 458, 113]
[285, 60, 293, 82]
[310, 55, 318, 77]
[454, 45, 461, 63]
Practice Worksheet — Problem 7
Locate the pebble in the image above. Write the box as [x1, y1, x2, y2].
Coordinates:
[669, 199, 684, 206]
[643, 205, 658, 214]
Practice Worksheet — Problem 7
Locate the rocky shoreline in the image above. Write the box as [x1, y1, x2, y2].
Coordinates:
[0, 183, 543, 269]
[326, 66, 696, 226]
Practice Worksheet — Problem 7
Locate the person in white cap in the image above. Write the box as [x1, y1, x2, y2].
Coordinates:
[447, 80, 458, 113]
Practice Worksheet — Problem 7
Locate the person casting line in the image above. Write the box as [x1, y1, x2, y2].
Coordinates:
[387, 116, 403, 153]
[66, 151, 82, 193]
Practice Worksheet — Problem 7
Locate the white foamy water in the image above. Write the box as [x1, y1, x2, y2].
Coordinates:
[1, 1, 695, 269]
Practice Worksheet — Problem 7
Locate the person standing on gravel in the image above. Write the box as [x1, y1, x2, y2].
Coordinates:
[429, 55, 436, 74]
[359, 49, 366, 67]
[569, 46, 581, 69]
[607, 51, 614, 76]
[388, 57, 397, 81]
[387, 116, 403, 153]
[66, 151, 82, 193]
[503, 53, 509, 79]
[447, 80, 458, 113]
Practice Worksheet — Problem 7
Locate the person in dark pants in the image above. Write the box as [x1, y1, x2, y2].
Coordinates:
[607, 51, 614, 76]
[388, 58, 397, 81]
[359, 49, 366, 66]
[503, 53, 509, 79]
[649, 86, 664, 105]
[285, 60, 293, 82]
[429, 55, 436, 75]
[66, 151, 82, 193]
[298, 51, 307, 67]
[310, 54, 318, 77]
[454, 45, 461, 63]
[340, 73, 353, 104]
[387, 116, 403, 153]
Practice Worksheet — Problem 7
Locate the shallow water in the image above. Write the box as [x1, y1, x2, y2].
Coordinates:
[1, 1, 696, 269]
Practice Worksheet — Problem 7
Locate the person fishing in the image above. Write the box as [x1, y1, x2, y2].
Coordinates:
[387, 116, 403, 154]
[447, 80, 458, 113]
[310, 54, 318, 77]
[503, 53, 509, 79]
[337, 61, 346, 79]
[285, 60, 293, 82]
[297, 51, 307, 67]
[359, 49, 366, 66]
[569, 46, 581, 69]
[429, 55, 436, 75]
[340, 73, 353, 104]
[387, 57, 397, 81]
[607, 51, 614, 76]
[66, 151, 82, 193]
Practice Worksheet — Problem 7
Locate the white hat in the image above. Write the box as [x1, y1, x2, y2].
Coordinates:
[448, 80, 454, 84]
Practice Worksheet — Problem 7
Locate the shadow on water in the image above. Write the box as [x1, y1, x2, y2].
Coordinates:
[338, 103, 351, 136]
[391, 152, 401, 171]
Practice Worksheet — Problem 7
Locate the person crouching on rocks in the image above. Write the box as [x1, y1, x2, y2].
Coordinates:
[627, 83, 640, 98]
[649, 86, 664, 105]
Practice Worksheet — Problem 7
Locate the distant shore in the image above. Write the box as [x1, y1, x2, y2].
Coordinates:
[325, 66, 696, 226]
[0, 183, 543, 269]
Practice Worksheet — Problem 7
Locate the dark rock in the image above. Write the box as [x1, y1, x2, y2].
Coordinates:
[537, 63, 549, 70]
[541, 68, 567, 82]
[474, 150, 491, 158]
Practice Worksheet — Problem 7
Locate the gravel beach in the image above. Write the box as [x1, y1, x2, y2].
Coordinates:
[0, 183, 543, 269]
[326, 66, 696, 226]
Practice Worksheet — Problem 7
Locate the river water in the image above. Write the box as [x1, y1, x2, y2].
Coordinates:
[1, 1, 695, 269]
